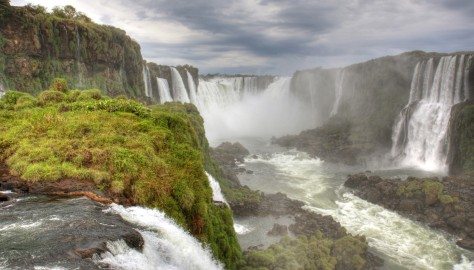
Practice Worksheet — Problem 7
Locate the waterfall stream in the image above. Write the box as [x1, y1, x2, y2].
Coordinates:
[391, 54, 472, 172]
[186, 71, 198, 105]
[156, 77, 173, 104]
[142, 65, 153, 99]
[170, 67, 190, 103]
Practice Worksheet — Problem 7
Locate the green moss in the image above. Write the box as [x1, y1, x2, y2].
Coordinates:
[0, 81, 242, 268]
[241, 232, 368, 270]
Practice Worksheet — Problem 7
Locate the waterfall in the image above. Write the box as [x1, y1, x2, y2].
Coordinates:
[205, 172, 227, 204]
[195, 76, 316, 141]
[391, 54, 472, 172]
[170, 67, 190, 103]
[0, 82, 5, 98]
[75, 26, 84, 87]
[142, 65, 153, 99]
[96, 204, 222, 270]
[330, 69, 345, 116]
[156, 77, 173, 104]
[186, 70, 198, 105]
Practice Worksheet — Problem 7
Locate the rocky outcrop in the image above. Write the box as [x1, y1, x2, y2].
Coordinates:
[344, 173, 474, 250]
[273, 118, 361, 165]
[447, 101, 474, 175]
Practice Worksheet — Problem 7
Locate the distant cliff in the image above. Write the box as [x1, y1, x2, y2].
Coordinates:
[284, 51, 474, 165]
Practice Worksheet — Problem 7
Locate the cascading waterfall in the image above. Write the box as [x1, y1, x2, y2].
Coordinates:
[186, 70, 198, 105]
[96, 204, 222, 270]
[205, 172, 227, 204]
[391, 54, 472, 172]
[156, 77, 173, 104]
[75, 26, 84, 87]
[195, 76, 316, 142]
[0, 82, 5, 98]
[330, 69, 345, 116]
[170, 67, 190, 103]
[142, 65, 153, 99]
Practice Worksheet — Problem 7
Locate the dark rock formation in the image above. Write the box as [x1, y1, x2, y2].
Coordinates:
[447, 101, 474, 176]
[273, 118, 360, 165]
[344, 173, 474, 250]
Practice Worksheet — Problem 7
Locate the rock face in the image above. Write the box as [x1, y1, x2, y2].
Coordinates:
[0, 5, 144, 97]
[0, 5, 199, 104]
[286, 51, 474, 165]
[448, 101, 474, 175]
[344, 173, 474, 250]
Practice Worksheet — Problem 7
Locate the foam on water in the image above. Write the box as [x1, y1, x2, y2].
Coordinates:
[310, 193, 471, 269]
[233, 223, 253, 235]
[244, 149, 473, 269]
[100, 204, 222, 270]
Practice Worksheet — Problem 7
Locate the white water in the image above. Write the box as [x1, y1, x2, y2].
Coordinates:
[170, 67, 190, 103]
[0, 83, 5, 98]
[242, 148, 473, 269]
[330, 68, 345, 116]
[195, 77, 316, 142]
[233, 223, 253, 235]
[205, 172, 227, 204]
[142, 65, 153, 99]
[186, 71, 198, 105]
[391, 54, 472, 172]
[157, 77, 173, 104]
[97, 204, 222, 270]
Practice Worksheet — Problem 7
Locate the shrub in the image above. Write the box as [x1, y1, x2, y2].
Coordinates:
[38, 90, 66, 104]
[77, 89, 102, 101]
[50, 78, 68, 93]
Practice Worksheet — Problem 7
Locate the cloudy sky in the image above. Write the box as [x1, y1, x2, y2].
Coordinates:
[11, 0, 474, 75]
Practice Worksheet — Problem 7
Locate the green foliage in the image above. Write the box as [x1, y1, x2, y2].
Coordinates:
[0, 82, 242, 268]
[241, 232, 368, 270]
[50, 78, 68, 93]
[396, 178, 458, 205]
[38, 90, 66, 104]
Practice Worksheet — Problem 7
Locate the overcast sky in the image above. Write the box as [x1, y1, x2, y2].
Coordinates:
[11, 0, 474, 75]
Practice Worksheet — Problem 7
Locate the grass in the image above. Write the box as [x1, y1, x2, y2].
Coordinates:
[0, 79, 241, 269]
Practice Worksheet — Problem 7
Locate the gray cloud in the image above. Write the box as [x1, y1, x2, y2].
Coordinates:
[11, 0, 474, 74]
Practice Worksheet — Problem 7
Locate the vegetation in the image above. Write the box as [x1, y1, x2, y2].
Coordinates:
[396, 178, 459, 205]
[0, 79, 241, 269]
[241, 232, 369, 270]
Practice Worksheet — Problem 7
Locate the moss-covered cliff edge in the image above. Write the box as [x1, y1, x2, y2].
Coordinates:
[0, 80, 241, 268]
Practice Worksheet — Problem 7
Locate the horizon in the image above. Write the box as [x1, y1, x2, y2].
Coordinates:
[10, 0, 474, 75]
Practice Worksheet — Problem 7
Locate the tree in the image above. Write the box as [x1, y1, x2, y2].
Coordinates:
[63, 5, 76, 18]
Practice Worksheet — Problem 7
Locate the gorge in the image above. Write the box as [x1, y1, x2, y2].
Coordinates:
[1, 1, 474, 270]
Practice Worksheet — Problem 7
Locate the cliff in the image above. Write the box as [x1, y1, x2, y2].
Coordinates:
[448, 101, 474, 175]
[0, 80, 242, 268]
[0, 4, 145, 97]
[0, 4, 200, 105]
[285, 51, 474, 164]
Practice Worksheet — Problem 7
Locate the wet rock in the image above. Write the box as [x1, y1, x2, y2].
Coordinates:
[267, 223, 288, 236]
[457, 238, 474, 250]
[0, 192, 9, 201]
[122, 230, 145, 251]
[74, 243, 107, 259]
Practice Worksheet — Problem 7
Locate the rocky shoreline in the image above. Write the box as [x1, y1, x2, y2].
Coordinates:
[344, 173, 474, 250]
[211, 142, 383, 269]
